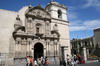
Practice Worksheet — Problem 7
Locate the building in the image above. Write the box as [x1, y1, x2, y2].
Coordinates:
[71, 28, 100, 58]
[71, 37, 95, 58]
[94, 28, 100, 48]
[93, 28, 100, 56]
[0, 1, 71, 62]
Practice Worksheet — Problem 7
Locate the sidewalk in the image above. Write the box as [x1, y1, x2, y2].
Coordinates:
[85, 60, 98, 63]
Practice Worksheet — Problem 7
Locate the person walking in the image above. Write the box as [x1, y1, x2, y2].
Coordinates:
[41, 58, 45, 66]
[29, 56, 34, 66]
[45, 57, 49, 66]
[26, 56, 30, 66]
[34, 60, 38, 66]
[73, 55, 78, 66]
[38, 58, 42, 66]
[66, 54, 71, 66]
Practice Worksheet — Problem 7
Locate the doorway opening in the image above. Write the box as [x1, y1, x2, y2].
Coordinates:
[34, 43, 43, 60]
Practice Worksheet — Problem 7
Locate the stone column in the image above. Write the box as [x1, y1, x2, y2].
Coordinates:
[44, 48, 46, 57]
[81, 41, 83, 47]
[64, 47, 68, 62]
[87, 49, 89, 58]
[30, 44, 33, 57]
[83, 47, 87, 61]
[31, 49, 33, 57]
[27, 44, 29, 56]
[90, 41, 92, 47]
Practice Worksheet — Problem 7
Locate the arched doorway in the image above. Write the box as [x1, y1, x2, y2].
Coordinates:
[34, 43, 44, 60]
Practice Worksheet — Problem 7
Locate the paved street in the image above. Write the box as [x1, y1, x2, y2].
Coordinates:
[78, 62, 100, 66]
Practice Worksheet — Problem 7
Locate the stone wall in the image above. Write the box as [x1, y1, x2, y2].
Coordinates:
[0, 9, 17, 53]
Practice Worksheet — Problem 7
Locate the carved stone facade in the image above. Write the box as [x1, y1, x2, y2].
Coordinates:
[0, 1, 71, 61]
[13, 6, 61, 59]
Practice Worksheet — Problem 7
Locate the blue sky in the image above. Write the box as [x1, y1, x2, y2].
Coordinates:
[0, 0, 100, 39]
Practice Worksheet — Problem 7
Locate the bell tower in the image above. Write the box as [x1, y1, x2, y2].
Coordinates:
[45, 1, 68, 21]
[45, 1, 71, 61]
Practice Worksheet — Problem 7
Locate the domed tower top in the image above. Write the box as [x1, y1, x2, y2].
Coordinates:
[14, 15, 22, 28]
[45, 1, 68, 21]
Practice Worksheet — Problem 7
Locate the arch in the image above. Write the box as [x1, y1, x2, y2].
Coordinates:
[58, 9, 62, 19]
[32, 40, 46, 48]
[85, 41, 87, 46]
[34, 43, 44, 60]
[36, 23, 41, 26]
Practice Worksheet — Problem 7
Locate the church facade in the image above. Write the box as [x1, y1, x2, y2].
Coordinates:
[0, 1, 71, 61]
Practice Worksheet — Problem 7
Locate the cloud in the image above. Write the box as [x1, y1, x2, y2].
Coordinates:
[69, 20, 82, 26]
[68, 6, 77, 10]
[70, 26, 86, 31]
[69, 19, 100, 31]
[68, 11, 78, 20]
[84, 20, 100, 29]
[82, 0, 100, 10]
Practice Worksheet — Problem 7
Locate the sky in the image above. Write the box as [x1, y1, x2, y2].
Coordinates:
[0, 0, 100, 40]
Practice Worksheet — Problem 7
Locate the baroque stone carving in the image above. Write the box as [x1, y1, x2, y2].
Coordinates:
[28, 9, 50, 19]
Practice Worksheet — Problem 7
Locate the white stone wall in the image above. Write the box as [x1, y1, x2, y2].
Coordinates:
[18, 6, 28, 26]
[46, 2, 71, 56]
[49, 5, 68, 21]
[0, 2, 71, 59]
[51, 19, 71, 55]
[0, 9, 17, 53]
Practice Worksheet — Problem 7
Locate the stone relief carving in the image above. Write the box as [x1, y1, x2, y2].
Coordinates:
[28, 9, 50, 18]
[27, 17, 32, 22]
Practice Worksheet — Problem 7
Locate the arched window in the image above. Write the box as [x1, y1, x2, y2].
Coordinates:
[58, 9, 62, 19]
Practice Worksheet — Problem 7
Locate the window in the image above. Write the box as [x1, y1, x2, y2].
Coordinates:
[36, 27, 39, 34]
[58, 10, 62, 19]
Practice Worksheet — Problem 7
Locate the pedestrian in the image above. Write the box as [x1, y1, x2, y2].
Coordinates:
[77, 54, 81, 64]
[34, 60, 38, 66]
[38, 58, 42, 66]
[63, 60, 66, 66]
[45, 57, 49, 66]
[29, 56, 34, 66]
[73, 55, 78, 66]
[67, 54, 71, 66]
[26, 56, 30, 66]
[60, 59, 63, 66]
[41, 57, 45, 66]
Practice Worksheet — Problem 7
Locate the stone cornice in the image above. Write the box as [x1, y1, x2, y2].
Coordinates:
[13, 33, 59, 40]
[51, 17, 69, 23]
[25, 13, 51, 21]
